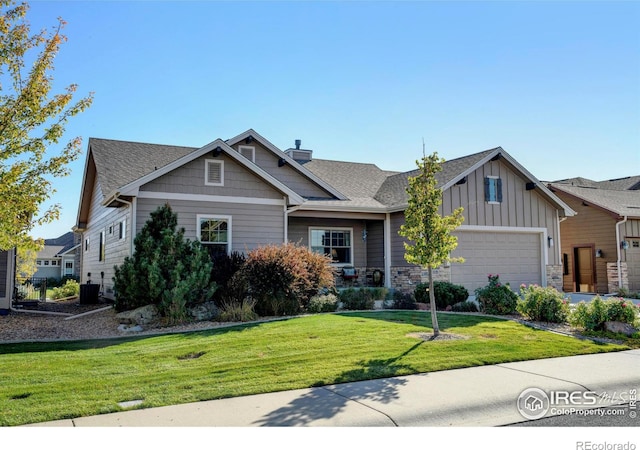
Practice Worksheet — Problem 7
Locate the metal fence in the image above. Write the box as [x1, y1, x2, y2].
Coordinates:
[14, 277, 48, 303]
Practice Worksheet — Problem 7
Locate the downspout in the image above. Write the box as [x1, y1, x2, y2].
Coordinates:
[284, 202, 302, 244]
[384, 212, 391, 289]
[616, 216, 628, 290]
[114, 195, 136, 257]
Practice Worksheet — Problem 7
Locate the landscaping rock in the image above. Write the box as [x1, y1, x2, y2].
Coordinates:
[188, 301, 219, 321]
[115, 304, 159, 326]
[118, 324, 144, 333]
[604, 321, 637, 337]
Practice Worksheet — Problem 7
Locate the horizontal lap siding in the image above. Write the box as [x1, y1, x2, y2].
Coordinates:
[287, 217, 366, 266]
[366, 221, 385, 267]
[390, 212, 408, 267]
[136, 198, 284, 253]
[141, 154, 283, 200]
[230, 142, 332, 198]
[81, 177, 132, 297]
[555, 193, 617, 293]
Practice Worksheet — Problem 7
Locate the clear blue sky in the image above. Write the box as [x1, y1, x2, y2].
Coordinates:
[24, 0, 640, 239]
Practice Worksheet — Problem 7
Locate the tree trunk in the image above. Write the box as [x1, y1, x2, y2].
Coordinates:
[428, 265, 439, 336]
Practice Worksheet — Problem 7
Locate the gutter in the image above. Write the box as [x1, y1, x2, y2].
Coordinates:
[110, 194, 136, 257]
[284, 203, 302, 243]
[615, 215, 628, 290]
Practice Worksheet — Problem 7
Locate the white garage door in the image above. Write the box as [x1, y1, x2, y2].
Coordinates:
[451, 231, 543, 293]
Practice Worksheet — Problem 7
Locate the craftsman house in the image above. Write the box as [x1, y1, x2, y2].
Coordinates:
[74, 129, 575, 299]
[547, 177, 640, 294]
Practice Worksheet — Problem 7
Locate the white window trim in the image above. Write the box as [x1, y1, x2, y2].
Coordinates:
[308, 226, 354, 267]
[119, 219, 127, 241]
[205, 159, 224, 186]
[99, 230, 106, 262]
[237, 145, 255, 163]
[197, 214, 232, 255]
[487, 175, 501, 205]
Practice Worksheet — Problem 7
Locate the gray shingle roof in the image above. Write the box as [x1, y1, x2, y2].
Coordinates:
[374, 149, 497, 208]
[90, 138, 196, 197]
[552, 176, 640, 191]
[37, 245, 65, 259]
[303, 159, 398, 198]
[40, 232, 78, 257]
[548, 183, 640, 217]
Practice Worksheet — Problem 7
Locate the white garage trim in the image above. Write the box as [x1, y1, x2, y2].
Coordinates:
[455, 225, 549, 287]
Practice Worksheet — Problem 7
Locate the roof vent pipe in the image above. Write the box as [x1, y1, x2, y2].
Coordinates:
[295, 139, 301, 150]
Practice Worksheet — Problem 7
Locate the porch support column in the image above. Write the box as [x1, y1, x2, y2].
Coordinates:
[384, 213, 391, 289]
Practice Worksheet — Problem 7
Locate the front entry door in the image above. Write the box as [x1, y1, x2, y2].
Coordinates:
[574, 246, 595, 292]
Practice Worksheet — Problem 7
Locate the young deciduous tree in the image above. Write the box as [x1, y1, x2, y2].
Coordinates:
[399, 152, 464, 336]
[0, 1, 93, 252]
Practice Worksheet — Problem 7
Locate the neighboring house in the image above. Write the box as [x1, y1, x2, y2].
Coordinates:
[74, 129, 575, 299]
[0, 249, 16, 313]
[31, 232, 81, 280]
[547, 176, 640, 294]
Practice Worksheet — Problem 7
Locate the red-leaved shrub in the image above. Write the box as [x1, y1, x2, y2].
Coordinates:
[240, 243, 335, 316]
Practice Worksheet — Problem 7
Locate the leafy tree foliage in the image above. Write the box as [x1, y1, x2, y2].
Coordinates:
[0, 1, 93, 251]
[15, 246, 36, 278]
[113, 204, 216, 323]
[399, 152, 464, 335]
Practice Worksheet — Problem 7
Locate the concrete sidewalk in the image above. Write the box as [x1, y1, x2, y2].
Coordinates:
[30, 349, 640, 427]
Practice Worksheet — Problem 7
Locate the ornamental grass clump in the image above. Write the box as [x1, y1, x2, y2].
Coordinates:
[475, 274, 518, 315]
[517, 284, 570, 323]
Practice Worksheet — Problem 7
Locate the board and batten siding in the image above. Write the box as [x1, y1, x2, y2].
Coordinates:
[80, 175, 133, 297]
[229, 141, 333, 199]
[140, 154, 283, 200]
[136, 197, 285, 254]
[391, 160, 562, 267]
[622, 220, 640, 245]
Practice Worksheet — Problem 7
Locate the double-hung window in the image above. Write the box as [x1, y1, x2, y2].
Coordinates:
[310, 228, 352, 264]
[198, 215, 231, 256]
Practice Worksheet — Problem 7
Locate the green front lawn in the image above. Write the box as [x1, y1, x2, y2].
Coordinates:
[0, 311, 628, 426]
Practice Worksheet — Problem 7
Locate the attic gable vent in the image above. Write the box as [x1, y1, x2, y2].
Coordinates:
[237, 145, 255, 162]
[205, 159, 224, 186]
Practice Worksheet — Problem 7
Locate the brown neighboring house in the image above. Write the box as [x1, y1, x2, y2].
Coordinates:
[74, 129, 575, 300]
[548, 176, 640, 294]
